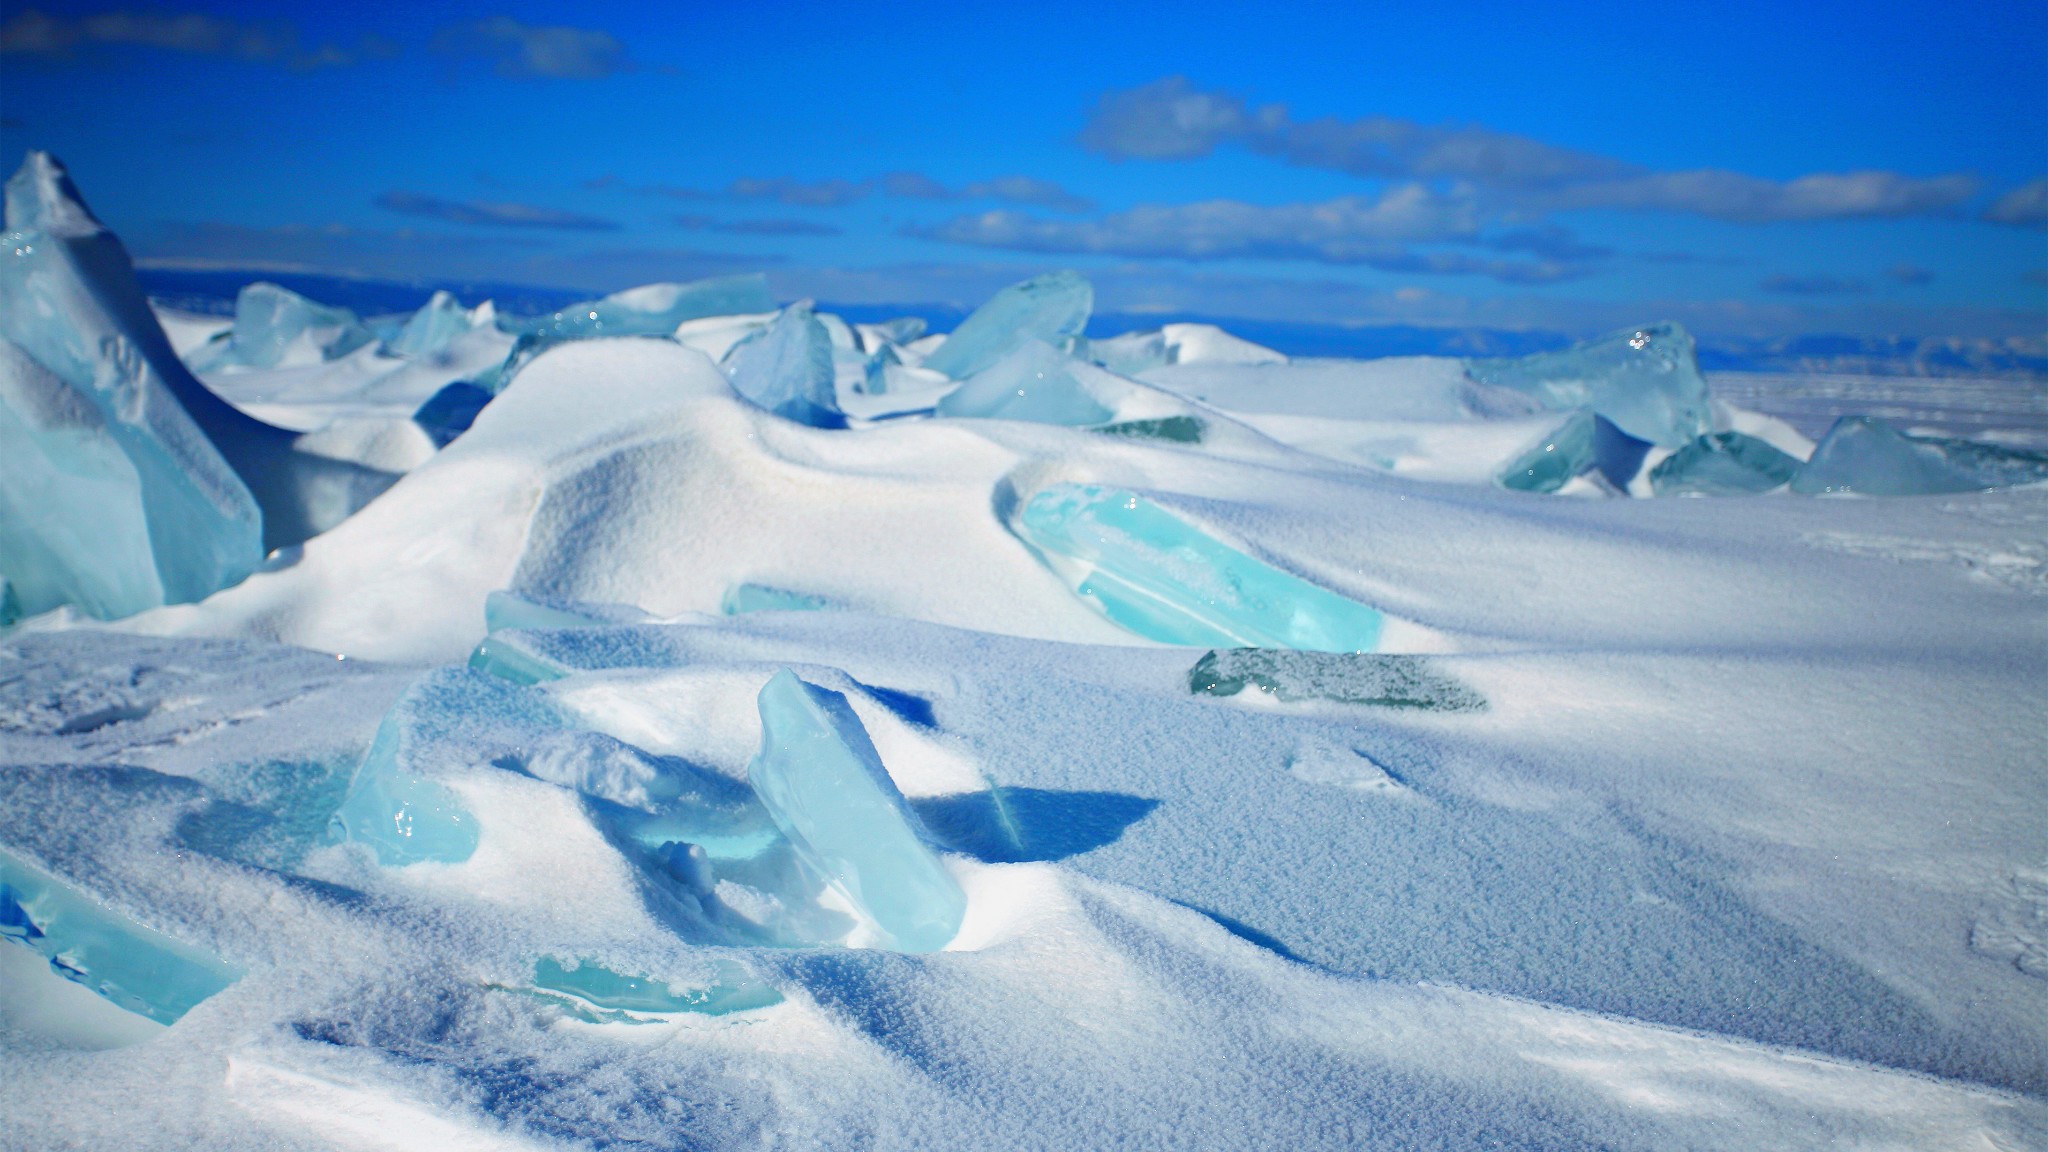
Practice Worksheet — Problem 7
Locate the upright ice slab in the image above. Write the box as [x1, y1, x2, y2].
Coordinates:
[935, 340, 1115, 426]
[746, 670, 965, 953]
[0, 846, 241, 1025]
[1014, 485, 1386, 652]
[920, 271, 1093, 380]
[0, 153, 264, 617]
[1791, 416, 2048, 496]
[1463, 322, 1711, 448]
[186, 282, 373, 372]
[386, 290, 477, 358]
[722, 302, 846, 428]
[1496, 409, 1651, 494]
[1650, 432, 1800, 496]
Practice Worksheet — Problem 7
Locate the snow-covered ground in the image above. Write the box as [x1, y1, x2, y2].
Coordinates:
[3, 155, 2047, 1151]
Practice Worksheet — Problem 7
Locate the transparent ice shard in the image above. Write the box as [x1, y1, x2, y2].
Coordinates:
[936, 339, 1116, 426]
[1790, 416, 2048, 496]
[505, 274, 776, 343]
[721, 302, 846, 428]
[920, 270, 1093, 380]
[329, 708, 480, 866]
[520, 956, 780, 1022]
[746, 669, 965, 953]
[1463, 322, 1711, 448]
[1649, 432, 1800, 496]
[1189, 649, 1484, 711]
[385, 290, 474, 358]
[1014, 484, 1385, 652]
[0, 846, 241, 1025]
[187, 282, 373, 372]
[1496, 409, 1651, 494]
[722, 583, 831, 614]
[467, 591, 646, 685]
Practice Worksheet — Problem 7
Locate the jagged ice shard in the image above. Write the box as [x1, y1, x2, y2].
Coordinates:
[1496, 409, 1652, 494]
[1, 846, 241, 1026]
[1014, 485, 1386, 652]
[1463, 322, 1712, 448]
[746, 670, 965, 953]
[0, 152, 263, 618]
[919, 270, 1093, 380]
[1650, 432, 1801, 496]
[1791, 415, 2048, 496]
[386, 289, 479, 358]
[186, 282, 373, 372]
[935, 339, 1115, 426]
[722, 302, 846, 428]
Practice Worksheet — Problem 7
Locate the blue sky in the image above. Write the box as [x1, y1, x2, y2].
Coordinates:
[3, 0, 2044, 340]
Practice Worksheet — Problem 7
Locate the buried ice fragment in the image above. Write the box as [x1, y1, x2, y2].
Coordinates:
[722, 583, 831, 614]
[1496, 409, 1650, 494]
[722, 302, 846, 428]
[329, 708, 479, 866]
[0, 846, 241, 1025]
[920, 270, 1093, 380]
[1649, 432, 1800, 496]
[521, 956, 780, 1022]
[936, 339, 1114, 426]
[1790, 415, 2048, 496]
[746, 670, 966, 953]
[1189, 649, 1485, 711]
[1014, 485, 1385, 652]
[1463, 322, 1711, 448]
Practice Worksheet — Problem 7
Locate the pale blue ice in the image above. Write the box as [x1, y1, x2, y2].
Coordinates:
[329, 707, 480, 866]
[722, 583, 831, 614]
[385, 290, 474, 358]
[1496, 409, 1650, 493]
[1464, 322, 1712, 448]
[746, 670, 966, 953]
[1014, 484, 1385, 652]
[1650, 432, 1801, 496]
[935, 340, 1114, 426]
[187, 282, 372, 372]
[0, 846, 240, 1025]
[919, 270, 1092, 380]
[525, 956, 781, 1021]
[722, 302, 846, 428]
[504, 274, 776, 343]
[1792, 415, 2048, 496]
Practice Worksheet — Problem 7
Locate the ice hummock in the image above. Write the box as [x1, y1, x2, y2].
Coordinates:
[1189, 649, 1485, 711]
[185, 282, 373, 373]
[1495, 409, 1652, 494]
[746, 669, 965, 953]
[1790, 415, 2048, 496]
[919, 270, 1093, 380]
[0, 846, 241, 1026]
[935, 339, 1116, 426]
[1650, 432, 1801, 496]
[1463, 322, 1712, 448]
[721, 302, 847, 428]
[1013, 484, 1386, 652]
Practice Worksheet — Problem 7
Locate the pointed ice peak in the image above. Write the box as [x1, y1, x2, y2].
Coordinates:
[922, 270, 1093, 380]
[1463, 321, 1711, 448]
[722, 300, 845, 428]
[3, 151, 104, 239]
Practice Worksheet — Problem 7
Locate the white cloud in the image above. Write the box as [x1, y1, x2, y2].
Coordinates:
[1984, 179, 2048, 228]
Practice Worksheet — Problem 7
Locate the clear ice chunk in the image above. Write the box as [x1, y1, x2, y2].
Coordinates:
[721, 302, 846, 428]
[1496, 409, 1650, 494]
[1188, 649, 1485, 711]
[1014, 484, 1385, 652]
[329, 707, 480, 866]
[1463, 322, 1711, 448]
[0, 846, 241, 1025]
[722, 583, 831, 614]
[746, 669, 966, 953]
[1649, 432, 1800, 496]
[919, 270, 1093, 380]
[522, 956, 780, 1022]
[1790, 416, 2048, 496]
[386, 290, 474, 358]
[187, 282, 373, 372]
[935, 339, 1116, 426]
[0, 153, 264, 615]
[505, 274, 777, 343]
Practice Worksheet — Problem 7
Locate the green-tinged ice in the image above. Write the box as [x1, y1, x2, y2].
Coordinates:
[921, 271, 1092, 380]
[1014, 485, 1385, 653]
[1495, 409, 1650, 494]
[0, 846, 241, 1026]
[1650, 432, 1800, 496]
[1189, 649, 1485, 711]
[521, 956, 780, 1022]
[747, 670, 965, 953]
[1791, 415, 2048, 496]
[1464, 322, 1711, 448]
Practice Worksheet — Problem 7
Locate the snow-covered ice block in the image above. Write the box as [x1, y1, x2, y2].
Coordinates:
[920, 270, 1092, 380]
[1464, 322, 1711, 448]
[1014, 485, 1385, 652]
[1496, 409, 1650, 494]
[1790, 415, 2048, 496]
[746, 669, 965, 953]
[0, 846, 240, 1026]
[506, 274, 776, 343]
[721, 302, 846, 428]
[722, 583, 830, 614]
[936, 339, 1115, 426]
[520, 956, 780, 1022]
[186, 282, 373, 372]
[1649, 432, 1800, 496]
[1189, 649, 1484, 711]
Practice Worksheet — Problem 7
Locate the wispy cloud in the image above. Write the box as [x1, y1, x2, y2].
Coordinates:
[1760, 274, 1869, 296]
[881, 172, 1095, 214]
[1886, 264, 1934, 286]
[430, 17, 630, 80]
[1080, 77, 1979, 224]
[376, 191, 619, 231]
[674, 215, 842, 237]
[0, 8, 393, 69]
[618, 172, 1094, 213]
[1984, 179, 2048, 228]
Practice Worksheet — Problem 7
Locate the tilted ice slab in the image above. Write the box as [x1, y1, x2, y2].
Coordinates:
[721, 302, 846, 429]
[747, 669, 965, 952]
[937, 339, 1116, 426]
[1792, 415, 2048, 496]
[1013, 484, 1386, 652]
[185, 282, 373, 373]
[330, 688, 484, 866]
[1463, 322, 1712, 448]
[1, 845, 240, 1026]
[386, 290, 482, 359]
[1650, 431, 1801, 496]
[920, 270, 1092, 380]
[1495, 408, 1651, 494]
